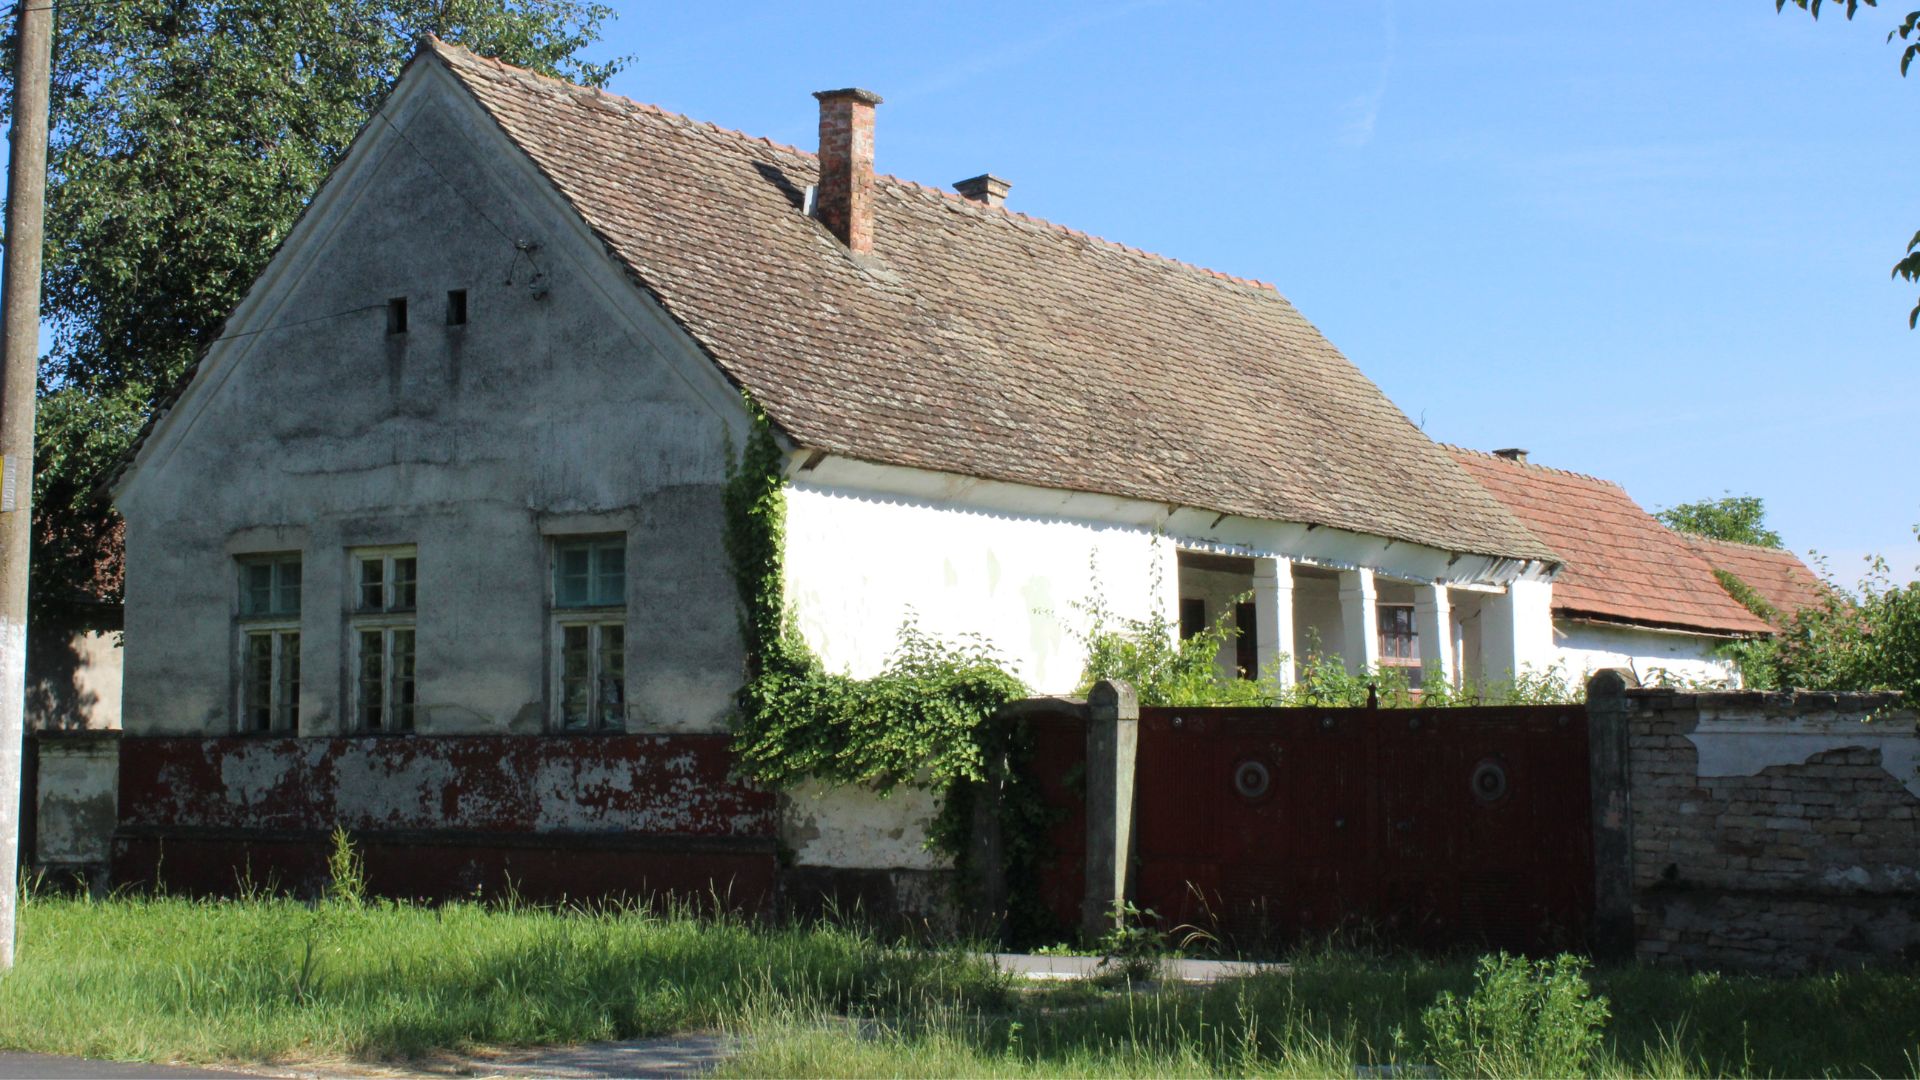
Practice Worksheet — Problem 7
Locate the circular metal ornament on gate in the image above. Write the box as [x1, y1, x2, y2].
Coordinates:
[1233, 759, 1272, 800]
[1470, 758, 1510, 804]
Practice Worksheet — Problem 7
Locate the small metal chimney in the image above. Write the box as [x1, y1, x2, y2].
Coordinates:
[954, 174, 1011, 208]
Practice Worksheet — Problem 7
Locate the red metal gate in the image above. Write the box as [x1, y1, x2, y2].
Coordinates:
[1030, 704, 1593, 953]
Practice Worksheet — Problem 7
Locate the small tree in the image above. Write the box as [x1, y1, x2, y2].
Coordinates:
[1779, 0, 1920, 325]
[1657, 494, 1783, 548]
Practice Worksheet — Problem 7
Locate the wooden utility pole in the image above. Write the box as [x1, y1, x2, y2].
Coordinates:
[0, 0, 55, 971]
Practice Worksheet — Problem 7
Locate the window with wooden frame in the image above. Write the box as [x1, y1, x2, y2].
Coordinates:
[237, 554, 302, 734]
[551, 536, 625, 732]
[1377, 603, 1420, 667]
[351, 547, 417, 733]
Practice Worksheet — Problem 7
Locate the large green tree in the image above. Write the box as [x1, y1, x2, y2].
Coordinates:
[1657, 494, 1784, 548]
[1780, 0, 1920, 325]
[3, 1, 620, 618]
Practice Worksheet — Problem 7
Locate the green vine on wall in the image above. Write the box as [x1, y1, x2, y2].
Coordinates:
[722, 400, 1039, 920]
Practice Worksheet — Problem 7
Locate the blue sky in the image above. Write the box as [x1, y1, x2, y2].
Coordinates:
[16, 4, 1914, 583]
[573, 2, 1919, 584]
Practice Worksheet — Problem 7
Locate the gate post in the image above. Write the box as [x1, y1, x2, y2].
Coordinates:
[1586, 668, 1638, 959]
[966, 724, 1009, 941]
[1083, 679, 1139, 942]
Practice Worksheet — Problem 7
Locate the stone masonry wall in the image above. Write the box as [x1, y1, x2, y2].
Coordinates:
[1609, 683, 1920, 972]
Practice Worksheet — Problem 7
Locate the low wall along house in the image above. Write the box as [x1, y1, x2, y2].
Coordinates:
[1588, 673, 1920, 971]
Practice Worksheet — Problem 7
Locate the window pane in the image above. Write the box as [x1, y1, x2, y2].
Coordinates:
[358, 629, 385, 730]
[556, 545, 592, 607]
[597, 624, 624, 729]
[1377, 606, 1418, 662]
[276, 560, 302, 615]
[592, 544, 625, 606]
[392, 628, 416, 732]
[392, 557, 417, 611]
[244, 564, 274, 616]
[561, 677, 591, 729]
[359, 558, 384, 612]
[279, 632, 300, 730]
[562, 624, 591, 678]
[245, 634, 273, 732]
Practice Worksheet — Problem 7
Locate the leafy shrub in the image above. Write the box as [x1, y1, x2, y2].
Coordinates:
[1421, 953, 1610, 1079]
[1733, 536, 1920, 700]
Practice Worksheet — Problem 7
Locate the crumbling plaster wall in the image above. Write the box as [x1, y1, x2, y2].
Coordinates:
[115, 66, 746, 739]
[32, 732, 119, 883]
[1614, 685, 1920, 971]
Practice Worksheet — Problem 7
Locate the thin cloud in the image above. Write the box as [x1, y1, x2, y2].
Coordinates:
[1340, 0, 1396, 148]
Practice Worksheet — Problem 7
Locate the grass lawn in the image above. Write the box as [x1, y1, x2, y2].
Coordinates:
[4, 893, 1918, 1077]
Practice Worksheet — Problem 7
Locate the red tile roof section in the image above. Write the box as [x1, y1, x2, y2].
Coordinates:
[1446, 447, 1771, 635]
[426, 40, 1555, 563]
[1683, 536, 1831, 623]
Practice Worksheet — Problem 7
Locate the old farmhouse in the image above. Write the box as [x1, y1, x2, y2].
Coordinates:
[97, 39, 1814, 905]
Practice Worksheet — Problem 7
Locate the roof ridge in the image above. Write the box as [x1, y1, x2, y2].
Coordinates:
[426, 35, 1281, 296]
[424, 35, 816, 164]
[1681, 533, 1802, 556]
[878, 172, 1279, 293]
[1444, 443, 1625, 489]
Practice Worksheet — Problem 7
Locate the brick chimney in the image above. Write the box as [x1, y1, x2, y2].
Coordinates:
[954, 174, 1011, 208]
[812, 88, 883, 254]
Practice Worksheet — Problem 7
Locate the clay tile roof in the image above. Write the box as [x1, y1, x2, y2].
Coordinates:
[1446, 447, 1772, 636]
[1682, 535, 1830, 623]
[425, 40, 1554, 563]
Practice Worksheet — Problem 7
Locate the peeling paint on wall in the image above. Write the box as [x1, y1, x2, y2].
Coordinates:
[120, 734, 775, 835]
[1683, 707, 1920, 798]
[779, 780, 946, 871]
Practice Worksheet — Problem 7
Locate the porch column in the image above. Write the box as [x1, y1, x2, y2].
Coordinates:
[1481, 576, 1554, 683]
[1414, 583, 1456, 687]
[1337, 567, 1380, 673]
[1252, 557, 1295, 688]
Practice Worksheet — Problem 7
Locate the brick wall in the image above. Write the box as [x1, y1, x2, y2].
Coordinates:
[1594, 678, 1920, 971]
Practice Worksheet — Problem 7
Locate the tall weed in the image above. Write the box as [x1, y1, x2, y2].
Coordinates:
[1420, 953, 1609, 1078]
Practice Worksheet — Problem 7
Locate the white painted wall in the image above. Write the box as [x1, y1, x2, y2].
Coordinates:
[783, 484, 1173, 694]
[1554, 620, 1737, 687]
[1293, 572, 1344, 661]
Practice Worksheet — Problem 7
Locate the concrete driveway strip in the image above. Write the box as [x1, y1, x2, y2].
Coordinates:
[0, 1052, 262, 1079]
[988, 952, 1285, 982]
[469, 1035, 735, 1079]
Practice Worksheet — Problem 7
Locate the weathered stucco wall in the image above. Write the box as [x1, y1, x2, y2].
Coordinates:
[784, 484, 1174, 694]
[1606, 683, 1920, 971]
[28, 625, 122, 731]
[115, 66, 746, 739]
[31, 732, 119, 883]
[1555, 621, 1735, 688]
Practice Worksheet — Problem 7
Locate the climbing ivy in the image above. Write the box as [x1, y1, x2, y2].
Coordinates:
[721, 400, 1034, 898]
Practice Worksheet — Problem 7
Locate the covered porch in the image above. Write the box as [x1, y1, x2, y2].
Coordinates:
[1174, 550, 1541, 689]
